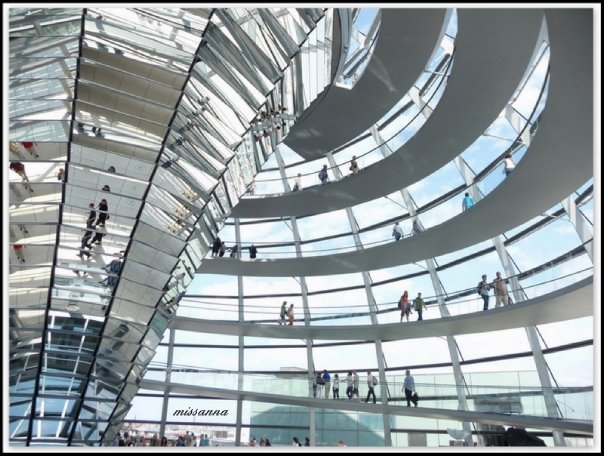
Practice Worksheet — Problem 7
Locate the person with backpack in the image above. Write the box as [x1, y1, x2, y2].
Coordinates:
[365, 371, 377, 404]
[477, 274, 492, 311]
[399, 290, 410, 322]
[318, 164, 329, 185]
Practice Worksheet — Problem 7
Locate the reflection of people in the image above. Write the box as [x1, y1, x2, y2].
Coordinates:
[100, 258, 123, 287]
[9, 161, 30, 183]
[77, 230, 93, 259]
[9, 142, 21, 155]
[337, 440, 346, 447]
[462, 192, 475, 211]
[57, 168, 65, 182]
[161, 155, 180, 169]
[86, 203, 96, 228]
[21, 141, 39, 157]
[13, 244, 26, 263]
[503, 154, 516, 176]
[95, 199, 109, 226]
[91, 225, 107, 245]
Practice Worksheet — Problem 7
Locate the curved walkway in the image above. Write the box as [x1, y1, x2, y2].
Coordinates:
[140, 379, 593, 435]
[284, 9, 447, 161]
[233, 9, 543, 218]
[172, 277, 592, 341]
[199, 12, 592, 278]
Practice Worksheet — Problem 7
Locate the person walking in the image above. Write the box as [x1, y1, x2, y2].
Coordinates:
[278, 301, 287, 325]
[77, 230, 93, 259]
[392, 222, 403, 241]
[413, 292, 426, 321]
[477, 274, 491, 311]
[292, 173, 302, 191]
[462, 192, 475, 211]
[318, 164, 329, 185]
[352, 371, 360, 401]
[492, 271, 509, 308]
[95, 199, 109, 227]
[365, 371, 377, 404]
[399, 290, 411, 322]
[503, 153, 516, 176]
[403, 369, 417, 407]
[249, 244, 257, 259]
[211, 237, 221, 257]
[86, 203, 96, 228]
[346, 371, 354, 399]
[9, 161, 31, 183]
[91, 225, 107, 246]
[287, 303, 295, 326]
[349, 155, 359, 174]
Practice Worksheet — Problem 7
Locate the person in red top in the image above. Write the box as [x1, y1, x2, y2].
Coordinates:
[13, 244, 26, 263]
[20, 141, 39, 157]
[9, 161, 29, 182]
[399, 290, 410, 322]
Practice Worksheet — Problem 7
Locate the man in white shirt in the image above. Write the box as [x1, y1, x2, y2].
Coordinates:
[392, 222, 403, 241]
[293, 173, 302, 191]
[503, 154, 516, 176]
